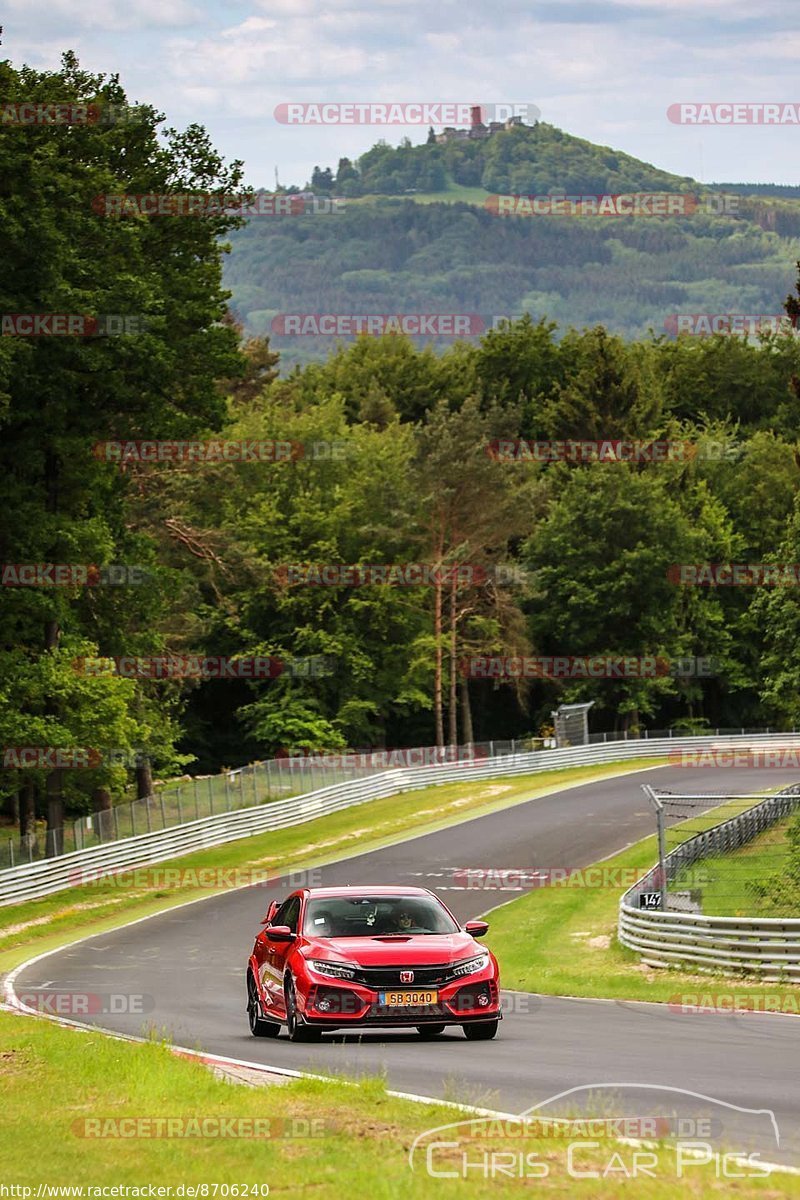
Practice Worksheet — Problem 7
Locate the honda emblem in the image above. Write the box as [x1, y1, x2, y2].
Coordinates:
[400, 971, 414, 984]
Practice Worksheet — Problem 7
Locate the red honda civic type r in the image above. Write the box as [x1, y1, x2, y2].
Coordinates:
[246, 885, 502, 1041]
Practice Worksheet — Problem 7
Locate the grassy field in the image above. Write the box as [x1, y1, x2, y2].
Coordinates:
[676, 816, 795, 917]
[0, 1010, 796, 1196]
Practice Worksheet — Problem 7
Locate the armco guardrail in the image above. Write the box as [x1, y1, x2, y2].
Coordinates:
[619, 783, 800, 979]
[3, 732, 800, 909]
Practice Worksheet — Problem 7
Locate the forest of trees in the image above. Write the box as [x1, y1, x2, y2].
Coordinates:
[4, 56, 800, 851]
[307, 122, 697, 198]
[227, 191, 800, 366]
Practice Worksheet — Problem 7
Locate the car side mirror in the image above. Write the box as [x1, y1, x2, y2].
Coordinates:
[267, 925, 295, 943]
[261, 900, 280, 925]
[464, 920, 489, 938]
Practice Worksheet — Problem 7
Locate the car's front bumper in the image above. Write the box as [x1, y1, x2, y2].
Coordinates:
[299, 972, 502, 1027]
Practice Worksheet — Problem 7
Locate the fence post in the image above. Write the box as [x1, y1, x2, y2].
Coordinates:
[131, 801, 136, 837]
[195, 783, 200, 821]
[113, 806, 119, 841]
[8, 839, 13, 869]
[252, 766, 258, 806]
[209, 777, 214, 816]
[177, 790, 182, 824]
[224, 774, 231, 811]
[239, 771, 245, 808]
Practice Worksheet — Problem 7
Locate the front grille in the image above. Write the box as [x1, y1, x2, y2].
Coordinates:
[351, 963, 453, 988]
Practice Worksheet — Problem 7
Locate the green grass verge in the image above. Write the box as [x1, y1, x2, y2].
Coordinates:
[0, 1010, 796, 1196]
[485, 829, 800, 1006]
[677, 816, 794, 918]
[0, 759, 665, 972]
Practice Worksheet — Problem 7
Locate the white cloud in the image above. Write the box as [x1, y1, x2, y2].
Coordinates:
[6, 0, 201, 31]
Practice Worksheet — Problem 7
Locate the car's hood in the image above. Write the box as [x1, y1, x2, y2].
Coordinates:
[302, 932, 484, 966]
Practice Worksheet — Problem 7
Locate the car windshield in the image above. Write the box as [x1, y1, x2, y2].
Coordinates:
[304, 895, 459, 937]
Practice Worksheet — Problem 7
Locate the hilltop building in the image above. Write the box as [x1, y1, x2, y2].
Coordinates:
[435, 105, 525, 144]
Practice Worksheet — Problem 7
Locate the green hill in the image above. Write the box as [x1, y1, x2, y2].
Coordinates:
[224, 123, 800, 369]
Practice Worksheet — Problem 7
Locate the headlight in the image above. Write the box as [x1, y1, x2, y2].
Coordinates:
[450, 954, 490, 978]
[308, 959, 358, 980]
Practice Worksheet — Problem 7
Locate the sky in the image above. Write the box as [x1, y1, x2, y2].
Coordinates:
[4, 0, 800, 189]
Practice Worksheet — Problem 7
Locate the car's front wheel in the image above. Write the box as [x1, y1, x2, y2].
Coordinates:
[417, 1024, 446, 1038]
[247, 972, 280, 1038]
[463, 1020, 499, 1041]
[285, 975, 322, 1042]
